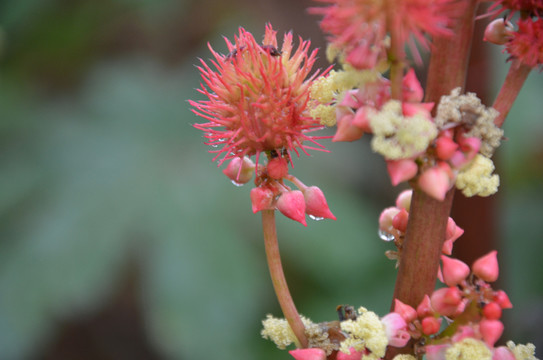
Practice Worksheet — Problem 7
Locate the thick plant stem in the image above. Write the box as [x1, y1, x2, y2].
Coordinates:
[386, 2, 478, 358]
[493, 61, 531, 128]
[262, 210, 308, 348]
[392, 188, 455, 305]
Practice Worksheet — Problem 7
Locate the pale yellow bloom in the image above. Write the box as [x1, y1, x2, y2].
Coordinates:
[455, 154, 499, 197]
[507, 341, 539, 360]
[339, 307, 388, 358]
[370, 100, 437, 160]
[445, 338, 492, 360]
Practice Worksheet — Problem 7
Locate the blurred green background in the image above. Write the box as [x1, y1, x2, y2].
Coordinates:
[0, 0, 541, 359]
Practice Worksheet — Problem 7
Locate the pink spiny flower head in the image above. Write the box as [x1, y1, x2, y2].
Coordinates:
[310, 0, 454, 69]
[505, 16, 543, 69]
[191, 24, 329, 169]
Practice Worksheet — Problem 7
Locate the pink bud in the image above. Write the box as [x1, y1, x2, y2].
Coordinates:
[480, 319, 504, 347]
[435, 136, 459, 161]
[250, 187, 275, 213]
[337, 348, 363, 360]
[353, 107, 372, 133]
[472, 250, 499, 282]
[417, 295, 434, 318]
[277, 190, 307, 226]
[392, 208, 409, 232]
[394, 299, 417, 323]
[484, 18, 513, 45]
[418, 166, 451, 201]
[450, 137, 481, 169]
[387, 159, 418, 186]
[289, 348, 327, 360]
[421, 316, 442, 335]
[452, 325, 476, 343]
[402, 102, 434, 120]
[333, 112, 364, 142]
[441, 256, 470, 286]
[483, 302, 502, 320]
[425, 344, 449, 360]
[430, 287, 462, 317]
[267, 156, 289, 179]
[303, 186, 336, 220]
[395, 190, 412, 211]
[223, 157, 255, 184]
[442, 217, 464, 255]
[338, 90, 362, 108]
[402, 68, 424, 103]
[494, 290, 513, 309]
[493, 346, 516, 360]
[379, 207, 401, 233]
[381, 313, 410, 347]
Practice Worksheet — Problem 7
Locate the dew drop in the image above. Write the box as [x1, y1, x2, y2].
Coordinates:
[309, 215, 324, 221]
[231, 180, 244, 187]
[210, 144, 218, 148]
[378, 229, 395, 242]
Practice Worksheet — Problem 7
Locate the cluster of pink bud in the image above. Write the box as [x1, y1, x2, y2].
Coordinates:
[416, 128, 481, 201]
[378, 190, 464, 260]
[222, 152, 336, 226]
[385, 251, 516, 359]
[333, 69, 429, 143]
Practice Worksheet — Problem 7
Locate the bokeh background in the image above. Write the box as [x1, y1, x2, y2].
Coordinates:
[0, 0, 542, 359]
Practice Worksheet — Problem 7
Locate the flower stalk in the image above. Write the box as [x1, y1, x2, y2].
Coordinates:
[493, 61, 532, 128]
[262, 210, 309, 348]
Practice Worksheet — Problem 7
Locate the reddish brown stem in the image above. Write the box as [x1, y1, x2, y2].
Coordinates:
[262, 210, 308, 348]
[493, 61, 532, 128]
[386, 1, 479, 358]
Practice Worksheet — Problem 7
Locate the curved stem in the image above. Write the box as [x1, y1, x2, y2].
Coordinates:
[262, 209, 308, 348]
[493, 61, 531, 128]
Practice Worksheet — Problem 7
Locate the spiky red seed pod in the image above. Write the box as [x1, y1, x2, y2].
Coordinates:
[191, 24, 328, 167]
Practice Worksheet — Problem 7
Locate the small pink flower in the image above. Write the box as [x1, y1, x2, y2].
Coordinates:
[493, 346, 517, 360]
[425, 343, 449, 360]
[382, 312, 411, 347]
[430, 287, 462, 317]
[267, 156, 289, 179]
[392, 208, 409, 232]
[222, 156, 255, 184]
[493, 290, 513, 309]
[435, 136, 459, 161]
[289, 348, 327, 360]
[441, 255, 470, 286]
[191, 24, 327, 167]
[394, 299, 418, 323]
[418, 165, 451, 201]
[421, 316, 442, 335]
[480, 319, 504, 347]
[483, 302, 503, 320]
[395, 189, 412, 211]
[506, 17, 543, 69]
[303, 186, 337, 220]
[484, 18, 513, 45]
[472, 250, 499, 283]
[337, 348, 364, 360]
[276, 190, 308, 226]
[386, 159, 418, 186]
[250, 187, 275, 213]
[417, 295, 434, 318]
[442, 217, 464, 255]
